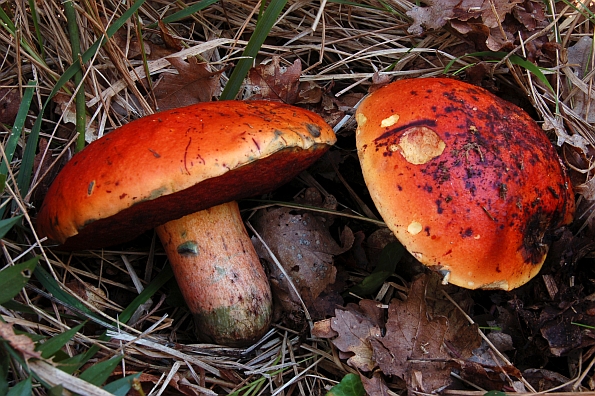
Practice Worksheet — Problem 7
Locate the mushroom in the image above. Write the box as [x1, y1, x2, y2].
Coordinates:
[355, 78, 574, 290]
[37, 100, 336, 346]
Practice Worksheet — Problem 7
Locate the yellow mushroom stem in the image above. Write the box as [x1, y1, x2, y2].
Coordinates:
[156, 201, 272, 346]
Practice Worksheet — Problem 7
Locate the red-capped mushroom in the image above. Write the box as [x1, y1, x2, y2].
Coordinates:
[356, 78, 574, 290]
[37, 100, 336, 346]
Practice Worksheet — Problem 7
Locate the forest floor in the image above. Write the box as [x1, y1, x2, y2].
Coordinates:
[1, 0, 595, 395]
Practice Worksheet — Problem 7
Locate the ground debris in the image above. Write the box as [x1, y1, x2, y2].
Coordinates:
[314, 273, 481, 392]
[153, 57, 222, 110]
[252, 199, 353, 324]
[245, 56, 302, 103]
[407, 0, 549, 55]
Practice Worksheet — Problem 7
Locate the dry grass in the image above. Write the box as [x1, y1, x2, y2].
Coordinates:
[1, 0, 595, 394]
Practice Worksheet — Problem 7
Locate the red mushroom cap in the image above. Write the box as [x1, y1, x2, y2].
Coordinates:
[37, 100, 336, 250]
[356, 78, 574, 290]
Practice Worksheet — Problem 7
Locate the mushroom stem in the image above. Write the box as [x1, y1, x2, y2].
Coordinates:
[156, 201, 272, 346]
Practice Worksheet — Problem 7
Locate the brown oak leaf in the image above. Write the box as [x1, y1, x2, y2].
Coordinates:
[424, 273, 481, 358]
[359, 372, 391, 396]
[245, 57, 301, 103]
[0, 87, 22, 125]
[330, 309, 381, 372]
[253, 206, 353, 321]
[406, 0, 460, 35]
[370, 279, 449, 378]
[153, 57, 221, 110]
[313, 274, 481, 392]
[0, 322, 41, 361]
[158, 20, 182, 51]
[407, 0, 547, 53]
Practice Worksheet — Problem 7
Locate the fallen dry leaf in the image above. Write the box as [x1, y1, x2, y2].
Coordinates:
[330, 309, 380, 372]
[370, 276, 449, 379]
[110, 370, 203, 396]
[457, 360, 509, 390]
[110, 20, 176, 61]
[424, 274, 482, 358]
[315, 274, 482, 392]
[245, 57, 301, 103]
[295, 80, 323, 104]
[408, 0, 549, 54]
[158, 20, 183, 51]
[112, 29, 152, 60]
[318, 91, 364, 128]
[350, 299, 386, 329]
[407, 361, 455, 393]
[0, 87, 22, 125]
[567, 37, 595, 123]
[359, 371, 390, 396]
[523, 368, 576, 392]
[311, 318, 338, 339]
[464, 62, 493, 88]
[253, 206, 353, 321]
[513, 0, 548, 31]
[293, 187, 339, 214]
[406, 0, 461, 35]
[53, 93, 98, 142]
[66, 279, 108, 313]
[0, 322, 41, 361]
[368, 71, 393, 93]
[31, 137, 69, 209]
[540, 313, 582, 356]
[365, 228, 398, 270]
[153, 57, 221, 110]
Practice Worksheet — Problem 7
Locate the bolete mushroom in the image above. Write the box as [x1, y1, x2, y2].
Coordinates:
[356, 78, 574, 290]
[37, 100, 336, 346]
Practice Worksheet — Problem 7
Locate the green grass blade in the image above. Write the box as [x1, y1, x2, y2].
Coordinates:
[48, 385, 64, 396]
[35, 264, 173, 330]
[36, 323, 84, 359]
[559, 0, 595, 24]
[348, 241, 404, 296]
[103, 372, 141, 396]
[27, 0, 45, 58]
[443, 51, 554, 93]
[0, 215, 23, 239]
[119, 264, 174, 324]
[15, 0, 147, 200]
[507, 54, 555, 93]
[1, 300, 35, 314]
[134, 11, 155, 104]
[0, 6, 16, 32]
[0, 257, 39, 305]
[47, 0, 148, 98]
[79, 355, 123, 386]
[6, 376, 32, 396]
[1, 79, 35, 216]
[33, 266, 97, 318]
[147, 0, 220, 27]
[56, 352, 91, 375]
[219, 1, 289, 100]
[0, 80, 36, 179]
[63, 0, 87, 152]
[489, 51, 554, 93]
[2, 343, 28, 375]
[0, 8, 45, 67]
[0, 345, 8, 395]
[56, 344, 100, 375]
